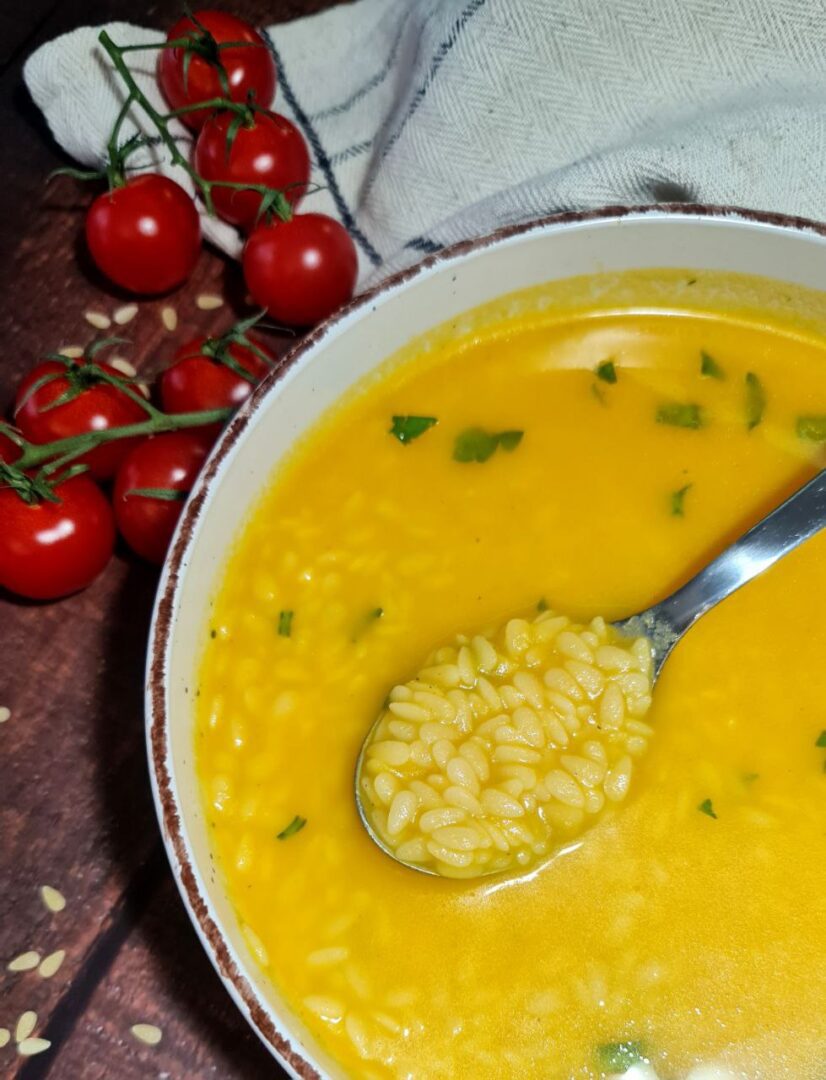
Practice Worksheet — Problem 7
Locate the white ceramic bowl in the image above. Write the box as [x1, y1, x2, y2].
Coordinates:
[146, 205, 826, 1078]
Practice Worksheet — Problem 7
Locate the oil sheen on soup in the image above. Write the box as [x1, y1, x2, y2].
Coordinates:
[196, 276, 826, 1079]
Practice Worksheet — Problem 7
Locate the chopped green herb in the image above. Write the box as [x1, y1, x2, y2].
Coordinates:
[670, 483, 692, 517]
[454, 427, 498, 462]
[656, 402, 704, 429]
[277, 610, 293, 637]
[698, 798, 717, 819]
[353, 607, 384, 640]
[277, 815, 306, 840]
[700, 351, 724, 379]
[595, 359, 617, 384]
[745, 372, 766, 430]
[595, 1041, 647, 1071]
[537, 597, 549, 613]
[453, 427, 524, 463]
[797, 415, 826, 442]
[498, 429, 523, 452]
[389, 415, 437, 444]
[209, 628, 217, 639]
[815, 731, 826, 748]
[742, 771, 760, 784]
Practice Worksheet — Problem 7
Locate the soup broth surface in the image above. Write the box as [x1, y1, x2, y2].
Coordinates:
[197, 276, 826, 1079]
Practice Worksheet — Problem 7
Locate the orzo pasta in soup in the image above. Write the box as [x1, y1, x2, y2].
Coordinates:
[359, 607, 654, 879]
[197, 270, 826, 1079]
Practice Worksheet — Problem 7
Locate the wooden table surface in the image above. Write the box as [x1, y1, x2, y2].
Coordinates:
[1, 2, 337, 1076]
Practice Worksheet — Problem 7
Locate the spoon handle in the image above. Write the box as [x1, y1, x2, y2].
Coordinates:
[649, 468, 826, 649]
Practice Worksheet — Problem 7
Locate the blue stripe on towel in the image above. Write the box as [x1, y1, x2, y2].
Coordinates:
[309, 5, 417, 122]
[330, 139, 375, 166]
[362, 0, 487, 199]
[405, 236, 444, 253]
[263, 30, 383, 267]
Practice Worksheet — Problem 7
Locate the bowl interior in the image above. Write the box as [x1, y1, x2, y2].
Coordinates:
[148, 207, 826, 1077]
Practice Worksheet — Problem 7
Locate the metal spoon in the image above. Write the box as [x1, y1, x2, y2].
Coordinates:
[356, 468, 826, 871]
[614, 467, 826, 680]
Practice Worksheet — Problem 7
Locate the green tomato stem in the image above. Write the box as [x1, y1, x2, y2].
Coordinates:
[99, 30, 192, 170]
[15, 406, 232, 474]
[116, 37, 203, 54]
[116, 36, 259, 54]
[164, 97, 250, 120]
[106, 91, 137, 187]
[86, 364, 162, 419]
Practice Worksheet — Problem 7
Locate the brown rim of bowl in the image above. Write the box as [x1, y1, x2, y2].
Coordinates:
[147, 201, 826, 1077]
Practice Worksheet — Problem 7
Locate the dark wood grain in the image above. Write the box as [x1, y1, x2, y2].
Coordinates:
[0, 2, 339, 1076]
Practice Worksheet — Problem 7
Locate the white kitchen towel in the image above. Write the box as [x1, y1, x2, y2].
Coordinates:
[24, 0, 826, 287]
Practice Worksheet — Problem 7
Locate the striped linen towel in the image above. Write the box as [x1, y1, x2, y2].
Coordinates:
[25, 0, 826, 286]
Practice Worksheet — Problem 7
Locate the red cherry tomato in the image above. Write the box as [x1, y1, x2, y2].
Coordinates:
[159, 335, 273, 432]
[86, 175, 201, 295]
[14, 359, 148, 480]
[158, 11, 276, 130]
[243, 213, 358, 326]
[194, 110, 309, 230]
[0, 475, 115, 600]
[113, 431, 213, 565]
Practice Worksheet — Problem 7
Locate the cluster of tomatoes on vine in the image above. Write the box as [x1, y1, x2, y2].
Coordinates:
[0, 11, 364, 603]
[85, 9, 358, 324]
[0, 318, 277, 601]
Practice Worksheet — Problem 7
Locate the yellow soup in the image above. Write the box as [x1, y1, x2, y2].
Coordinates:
[197, 274, 826, 1079]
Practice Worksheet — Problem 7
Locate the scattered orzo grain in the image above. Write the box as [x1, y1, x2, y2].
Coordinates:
[15, 1011, 37, 1043]
[307, 945, 349, 967]
[304, 995, 345, 1022]
[196, 293, 223, 311]
[38, 950, 66, 979]
[344, 1014, 370, 1058]
[0, 706, 10, 723]
[113, 303, 138, 325]
[108, 356, 137, 378]
[360, 607, 652, 877]
[130, 1023, 162, 1046]
[17, 1038, 51, 1057]
[242, 924, 269, 967]
[161, 306, 178, 331]
[8, 952, 40, 973]
[40, 885, 66, 913]
[84, 310, 111, 330]
[58, 345, 83, 358]
[0, 1028, 9, 1048]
